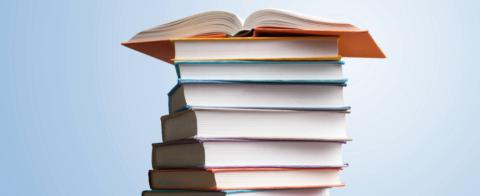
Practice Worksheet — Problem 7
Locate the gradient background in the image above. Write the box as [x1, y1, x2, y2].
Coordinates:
[1, 0, 479, 195]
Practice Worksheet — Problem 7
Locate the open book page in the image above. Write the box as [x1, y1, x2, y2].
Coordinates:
[128, 9, 359, 42]
[130, 11, 242, 42]
[244, 9, 360, 31]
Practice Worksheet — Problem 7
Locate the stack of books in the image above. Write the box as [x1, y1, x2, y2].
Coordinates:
[123, 9, 385, 196]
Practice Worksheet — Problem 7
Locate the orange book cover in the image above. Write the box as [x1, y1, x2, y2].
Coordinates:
[122, 28, 385, 64]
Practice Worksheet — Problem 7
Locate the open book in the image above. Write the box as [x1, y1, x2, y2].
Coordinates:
[129, 9, 359, 42]
[123, 9, 385, 63]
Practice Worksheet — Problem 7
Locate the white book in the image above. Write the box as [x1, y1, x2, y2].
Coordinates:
[161, 107, 350, 142]
[152, 139, 345, 169]
[143, 188, 330, 196]
[148, 168, 342, 190]
[175, 60, 344, 82]
[172, 37, 339, 61]
[168, 81, 347, 113]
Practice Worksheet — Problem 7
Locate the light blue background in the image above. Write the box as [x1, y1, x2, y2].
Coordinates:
[1, 0, 479, 195]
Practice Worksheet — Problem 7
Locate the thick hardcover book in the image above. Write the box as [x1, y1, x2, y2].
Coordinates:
[174, 60, 345, 81]
[168, 79, 347, 114]
[170, 37, 340, 61]
[143, 188, 329, 196]
[148, 168, 343, 190]
[152, 139, 346, 169]
[161, 107, 350, 142]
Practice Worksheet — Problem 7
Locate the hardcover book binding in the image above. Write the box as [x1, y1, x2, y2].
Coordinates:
[148, 168, 343, 190]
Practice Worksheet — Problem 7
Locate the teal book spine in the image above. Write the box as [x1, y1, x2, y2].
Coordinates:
[174, 60, 345, 79]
